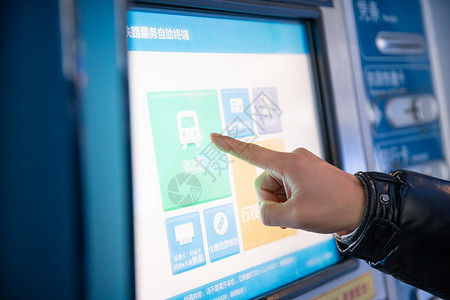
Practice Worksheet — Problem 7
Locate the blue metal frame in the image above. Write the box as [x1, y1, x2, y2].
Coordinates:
[78, 0, 135, 299]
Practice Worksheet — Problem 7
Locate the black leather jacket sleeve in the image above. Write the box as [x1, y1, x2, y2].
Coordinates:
[336, 170, 450, 299]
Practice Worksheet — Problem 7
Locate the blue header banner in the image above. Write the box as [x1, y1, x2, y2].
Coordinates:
[127, 10, 309, 54]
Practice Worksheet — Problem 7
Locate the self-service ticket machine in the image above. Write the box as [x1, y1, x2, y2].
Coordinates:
[82, 0, 450, 299]
[2, 0, 449, 299]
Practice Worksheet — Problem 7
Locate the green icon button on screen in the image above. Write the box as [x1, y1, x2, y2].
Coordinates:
[147, 90, 232, 211]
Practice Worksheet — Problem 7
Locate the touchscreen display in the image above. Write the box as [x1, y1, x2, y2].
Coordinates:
[127, 8, 340, 299]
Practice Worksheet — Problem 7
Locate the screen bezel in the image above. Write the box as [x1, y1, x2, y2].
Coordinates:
[126, 1, 352, 298]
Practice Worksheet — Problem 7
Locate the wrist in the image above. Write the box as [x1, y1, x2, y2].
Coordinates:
[335, 174, 368, 244]
[336, 229, 356, 237]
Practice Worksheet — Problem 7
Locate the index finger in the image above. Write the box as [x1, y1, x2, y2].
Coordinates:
[210, 133, 280, 170]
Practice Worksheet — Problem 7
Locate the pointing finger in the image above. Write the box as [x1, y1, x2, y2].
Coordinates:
[210, 133, 281, 171]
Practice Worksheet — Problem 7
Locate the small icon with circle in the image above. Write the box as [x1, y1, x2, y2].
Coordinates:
[213, 212, 228, 235]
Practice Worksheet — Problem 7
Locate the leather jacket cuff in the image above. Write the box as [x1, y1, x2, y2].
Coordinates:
[336, 171, 401, 263]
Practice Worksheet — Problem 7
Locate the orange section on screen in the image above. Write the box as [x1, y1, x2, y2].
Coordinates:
[232, 139, 296, 251]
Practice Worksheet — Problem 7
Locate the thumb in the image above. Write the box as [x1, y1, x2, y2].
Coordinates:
[258, 200, 290, 227]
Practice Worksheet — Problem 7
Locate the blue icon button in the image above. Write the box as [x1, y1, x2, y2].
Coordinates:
[166, 212, 206, 274]
[249, 87, 282, 135]
[203, 203, 240, 262]
[221, 89, 255, 138]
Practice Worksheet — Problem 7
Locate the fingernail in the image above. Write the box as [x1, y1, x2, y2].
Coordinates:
[210, 132, 221, 137]
[210, 133, 222, 141]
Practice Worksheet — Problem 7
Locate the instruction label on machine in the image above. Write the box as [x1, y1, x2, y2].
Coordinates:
[351, 0, 447, 177]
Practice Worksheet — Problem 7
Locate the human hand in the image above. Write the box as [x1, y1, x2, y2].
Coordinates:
[210, 133, 365, 236]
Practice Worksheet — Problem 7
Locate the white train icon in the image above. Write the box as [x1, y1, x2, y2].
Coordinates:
[177, 110, 201, 149]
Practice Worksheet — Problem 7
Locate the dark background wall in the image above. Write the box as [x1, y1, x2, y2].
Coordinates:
[0, 1, 81, 299]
